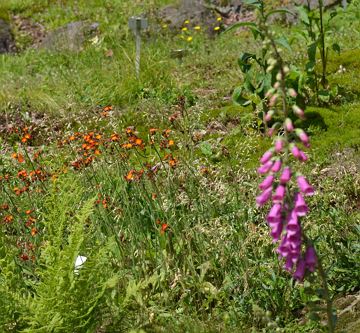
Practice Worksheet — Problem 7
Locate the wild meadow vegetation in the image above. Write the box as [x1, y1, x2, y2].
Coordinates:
[0, 0, 359, 332]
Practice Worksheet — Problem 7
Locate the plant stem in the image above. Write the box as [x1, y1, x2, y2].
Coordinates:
[317, 257, 335, 333]
[318, 0, 327, 88]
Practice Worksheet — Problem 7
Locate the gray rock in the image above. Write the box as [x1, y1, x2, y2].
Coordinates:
[0, 19, 15, 54]
[39, 21, 99, 52]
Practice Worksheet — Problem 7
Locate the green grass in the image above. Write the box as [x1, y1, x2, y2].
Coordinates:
[0, 0, 360, 332]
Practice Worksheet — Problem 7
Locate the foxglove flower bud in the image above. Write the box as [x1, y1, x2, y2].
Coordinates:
[292, 105, 305, 119]
[305, 246, 317, 272]
[284, 118, 294, 132]
[274, 138, 284, 153]
[265, 110, 275, 122]
[271, 159, 282, 173]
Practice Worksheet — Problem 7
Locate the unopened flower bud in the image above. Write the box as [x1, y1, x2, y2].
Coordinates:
[288, 88, 297, 98]
[284, 118, 294, 132]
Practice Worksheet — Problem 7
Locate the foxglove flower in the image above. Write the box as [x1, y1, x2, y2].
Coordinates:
[256, 187, 272, 207]
[297, 176, 314, 196]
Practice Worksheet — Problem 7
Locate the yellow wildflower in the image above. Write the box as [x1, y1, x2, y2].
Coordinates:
[214, 26, 220, 31]
[187, 36, 193, 42]
[162, 24, 168, 29]
[217, 17, 222, 22]
[182, 27, 188, 31]
[194, 26, 201, 30]
[184, 20, 190, 24]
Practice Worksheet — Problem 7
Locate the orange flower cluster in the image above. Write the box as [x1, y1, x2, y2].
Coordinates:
[124, 169, 144, 182]
[21, 127, 32, 144]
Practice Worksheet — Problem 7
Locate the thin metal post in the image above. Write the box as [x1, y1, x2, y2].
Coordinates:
[135, 30, 141, 79]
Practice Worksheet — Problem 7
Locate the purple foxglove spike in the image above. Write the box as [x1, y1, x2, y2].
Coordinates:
[297, 176, 315, 196]
[294, 193, 309, 216]
[271, 159, 282, 173]
[277, 236, 290, 258]
[305, 246, 317, 272]
[299, 150, 308, 162]
[293, 258, 306, 281]
[285, 118, 294, 132]
[257, 161, 273, 174]
[273, 185, 286, 203]
[260, 150, 273, 164]
[280, 167, 292, 184]
[267, 203, 282, 223]
[274, 139, 283, 153]
[256, 187, 272, 207]
[259, 175, 275, 190]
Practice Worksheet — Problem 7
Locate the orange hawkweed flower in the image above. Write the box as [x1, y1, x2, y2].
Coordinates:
[111, 133, 120, 141]
[31, 227, 38, 236]
[12, 153, 25, 163]
[126, 127, 135, 135]
[149, 128, 158, 135]
[168, 139, 175, 147]
[17, 170, 28, 179]
[122, 143, 133, 149]
[162, 129, 171, 138]
[160, 223, 169, 235]
[103, 105, 113, 111]
[69, 135, 76, 141]
[125, 170, 135, 182]
[169, 158, 177, 168]
[21, 133, 31, 143]
[25, 216, 36, 227]
[3, 215, 13, 223]
[25, 209, 32, 215]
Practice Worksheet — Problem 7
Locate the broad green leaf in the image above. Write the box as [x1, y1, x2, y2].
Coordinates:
[265, 9, 295, 20]
[223, 21, 259, 34]
[297, 6, 310, 25]
[275, 36, 292, 52]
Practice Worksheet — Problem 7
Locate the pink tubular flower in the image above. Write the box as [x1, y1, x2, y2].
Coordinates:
[271, 159, 282, 173]
[286, 212, 300, 237]
[274, 139, 283, 153]
[259, 175, 275, 190]
[270, 221, 283, 242]
[279, 167, 292, 184]
[294, 193, 309, 216]
[291, 145, 301, 159]
[267, 203, 282, 223]
[273, 185, 286, 203]
[256, 187, 272, 207]
[284, 118, 294, 132]
[297, 176, 314, 196]
[293, 258, 306, 281]
[305, 246, 317, 272]
[257, 160, 273, 174]
[260, 150, 273, 164]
